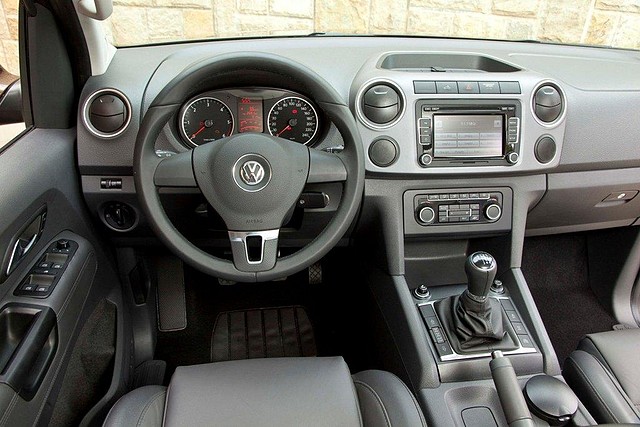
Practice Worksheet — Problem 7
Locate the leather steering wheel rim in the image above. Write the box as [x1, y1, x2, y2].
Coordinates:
[134, 52, 364, 282]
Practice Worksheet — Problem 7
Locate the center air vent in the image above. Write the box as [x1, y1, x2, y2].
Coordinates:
[83, 89, 132, 138]
[533, 83, 564, 124]
[359, 82, 404, 128]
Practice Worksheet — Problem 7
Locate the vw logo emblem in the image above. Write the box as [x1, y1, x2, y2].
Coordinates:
[240, 161, 265, 186]
[233, 154, 272, 192]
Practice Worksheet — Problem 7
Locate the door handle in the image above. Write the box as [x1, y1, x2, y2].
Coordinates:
[5, 208, 46, 277]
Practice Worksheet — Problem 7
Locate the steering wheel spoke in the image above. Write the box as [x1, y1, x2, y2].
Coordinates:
[228, 229, 279, 272]
[154, 151, 197, 187]
[307, 149, 347, 183]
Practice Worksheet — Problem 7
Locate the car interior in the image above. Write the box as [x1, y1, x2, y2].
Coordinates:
[0, 0, 640, 426]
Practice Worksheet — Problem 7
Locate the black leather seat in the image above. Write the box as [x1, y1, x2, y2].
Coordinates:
[104, 357, 427, 426]
[563, 329, 640, 424]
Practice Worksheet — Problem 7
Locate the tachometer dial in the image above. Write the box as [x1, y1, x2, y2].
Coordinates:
[180, 97, 234, 146]
[268, 97, 318, 145]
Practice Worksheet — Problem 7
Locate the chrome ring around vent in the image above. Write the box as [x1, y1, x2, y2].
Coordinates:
[530, 80, 567, 129]
[81, 88, 133, 139]
[354, 78, 406, 130]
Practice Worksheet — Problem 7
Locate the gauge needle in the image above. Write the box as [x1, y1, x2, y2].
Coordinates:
[276, 125, 292, 137]
[191, 125, 206, 139]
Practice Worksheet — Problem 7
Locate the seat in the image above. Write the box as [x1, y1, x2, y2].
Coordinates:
[563, 329, 640, 424]
[104, 356, 427, 427]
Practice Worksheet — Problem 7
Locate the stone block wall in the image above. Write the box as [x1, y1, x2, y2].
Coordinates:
[0, 0, 639, 76]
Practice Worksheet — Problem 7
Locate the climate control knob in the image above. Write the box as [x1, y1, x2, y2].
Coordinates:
[417, 206, 436, 224]
[485, 203, 502, 222]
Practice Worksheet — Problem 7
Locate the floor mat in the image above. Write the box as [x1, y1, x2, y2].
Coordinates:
[211, 306, 317, 362]
[154, 250, 377, 378]
[522, 233, 617, 366]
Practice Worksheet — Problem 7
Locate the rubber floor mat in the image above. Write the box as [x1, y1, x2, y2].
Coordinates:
[211, 306, 317, 362]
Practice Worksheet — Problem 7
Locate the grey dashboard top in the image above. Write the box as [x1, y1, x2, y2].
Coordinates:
[76, 36, 640, 175]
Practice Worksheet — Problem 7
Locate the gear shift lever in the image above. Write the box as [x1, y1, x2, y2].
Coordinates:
[465, 251, 497, 302]
[435, 251, 511, 351]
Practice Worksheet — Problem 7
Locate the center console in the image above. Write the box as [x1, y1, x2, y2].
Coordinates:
[350, 51, 593, 426]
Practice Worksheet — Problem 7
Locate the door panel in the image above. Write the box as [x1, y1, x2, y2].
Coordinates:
[0, 129, 128, 426]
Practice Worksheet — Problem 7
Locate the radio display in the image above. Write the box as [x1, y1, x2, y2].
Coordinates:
[433, 115, 504, 158]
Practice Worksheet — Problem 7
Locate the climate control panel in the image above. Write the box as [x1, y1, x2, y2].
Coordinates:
[403, 187, 512, 236]
[414, 191, 504, 225]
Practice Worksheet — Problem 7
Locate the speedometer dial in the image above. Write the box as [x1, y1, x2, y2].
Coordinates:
[268, 97, 318, 145]
[180, 97, 234, 146]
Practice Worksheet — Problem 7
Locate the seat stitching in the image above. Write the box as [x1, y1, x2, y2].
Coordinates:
[136, 391, 166, 427]
[353, 380, 392, 427]
[567, 355, 621, 423]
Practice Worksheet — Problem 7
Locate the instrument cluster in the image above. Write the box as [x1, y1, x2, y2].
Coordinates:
[178, 88, 322, 148]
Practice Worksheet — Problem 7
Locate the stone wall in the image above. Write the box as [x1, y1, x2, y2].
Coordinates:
[1, 0, 640, 75]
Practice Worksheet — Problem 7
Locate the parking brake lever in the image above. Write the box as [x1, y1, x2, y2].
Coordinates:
[490, 351, 535, 427]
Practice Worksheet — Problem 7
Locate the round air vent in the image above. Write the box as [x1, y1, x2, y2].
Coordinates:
[533, 83, 564, 124]
[358, 81, 404, 128]
[83, 89, 132, 138]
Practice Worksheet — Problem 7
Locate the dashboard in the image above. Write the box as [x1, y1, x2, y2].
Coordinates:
[76, 36, 640, 253]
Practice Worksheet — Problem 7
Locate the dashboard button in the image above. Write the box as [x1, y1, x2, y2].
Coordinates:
[519, 335, 535, 348]
[479, 81, 500, 93]
[414, 81, 436, 94]
[436, 342, 453, 356]
[436, 82, 458, 94]
[499, 81, 521, 94]
[458, 81, 479, 94]
[418, 118, 432, 128]
[506, 311, 520, 322]
[512, 322, 527, 335]
[420, 136, 432, 145]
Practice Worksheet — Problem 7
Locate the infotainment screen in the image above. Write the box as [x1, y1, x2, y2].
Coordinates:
[433, 115, 504, 158]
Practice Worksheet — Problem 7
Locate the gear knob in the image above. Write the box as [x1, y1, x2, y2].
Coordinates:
[465, 251, 497, 301]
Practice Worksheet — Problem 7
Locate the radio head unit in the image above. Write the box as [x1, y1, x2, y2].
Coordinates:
[416, 100, 521, 167]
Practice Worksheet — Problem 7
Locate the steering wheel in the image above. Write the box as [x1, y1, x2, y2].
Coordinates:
[134, 53, 364, 282]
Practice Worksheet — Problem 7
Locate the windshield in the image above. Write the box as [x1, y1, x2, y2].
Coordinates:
[106, 1, 640, 50]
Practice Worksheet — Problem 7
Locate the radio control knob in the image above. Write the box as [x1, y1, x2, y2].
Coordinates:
[485, 204, 502, 222]
[506, 152, 519, 164]
[418, 206, 436, 224]
[419, 153, 433, 166]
